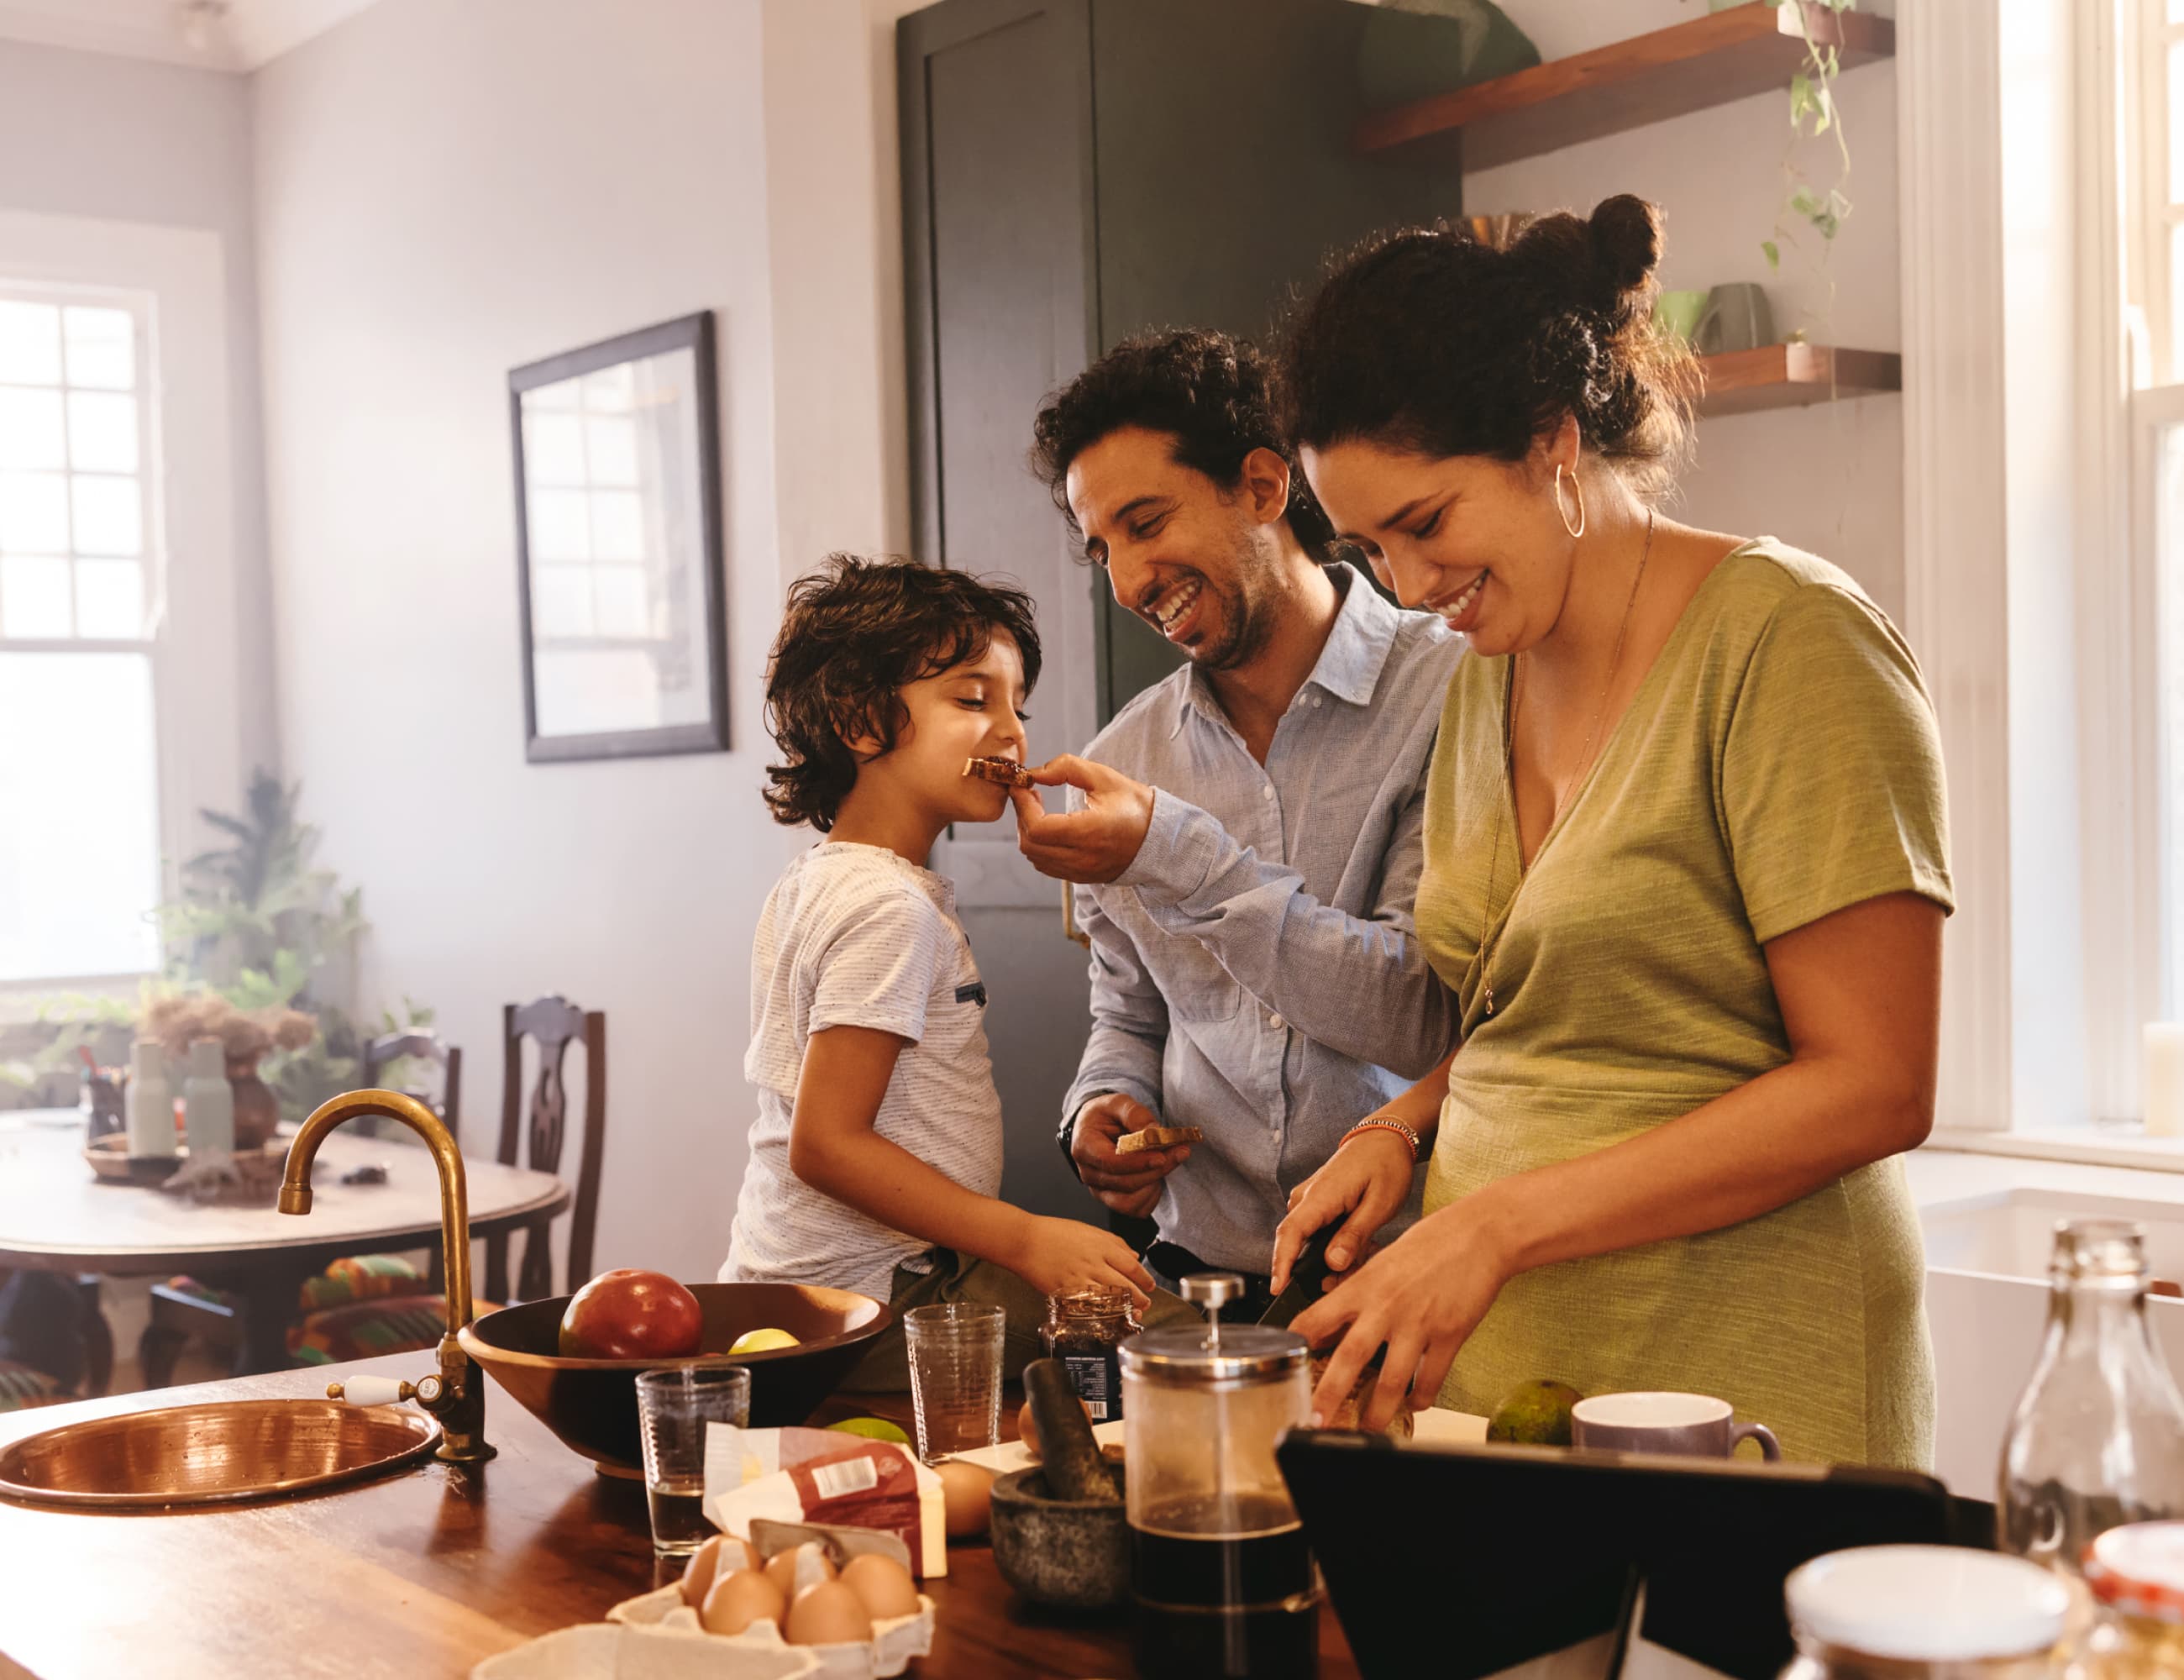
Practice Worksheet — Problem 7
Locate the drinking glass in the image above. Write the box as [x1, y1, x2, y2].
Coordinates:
[903, 1302, 1005, 1462]
[634, 1364, 750, 1555]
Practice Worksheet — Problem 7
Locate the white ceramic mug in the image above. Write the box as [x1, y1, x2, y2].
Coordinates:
[1570, 1391, 1782, 1461]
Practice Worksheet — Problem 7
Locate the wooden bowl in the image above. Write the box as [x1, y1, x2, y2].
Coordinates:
[457, 1282, 890, 1476]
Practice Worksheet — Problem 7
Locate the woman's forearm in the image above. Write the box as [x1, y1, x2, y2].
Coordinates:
[1372, 1047, 1457, 1144]
[1476, 1047, 1927, 1278]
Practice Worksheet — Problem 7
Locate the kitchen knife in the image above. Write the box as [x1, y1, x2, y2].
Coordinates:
[1259, 1225, 1339, 1330]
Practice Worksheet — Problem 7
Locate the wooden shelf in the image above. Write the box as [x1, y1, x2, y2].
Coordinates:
[1353, 3, 1895, 168]
[1695, 344, 1900, 417]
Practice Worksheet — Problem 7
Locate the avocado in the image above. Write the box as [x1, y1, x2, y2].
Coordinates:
[1486, 1378, 1583, 1446]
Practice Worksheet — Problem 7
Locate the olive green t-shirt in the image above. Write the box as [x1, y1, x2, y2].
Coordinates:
[1417, 540, 1952, 1468]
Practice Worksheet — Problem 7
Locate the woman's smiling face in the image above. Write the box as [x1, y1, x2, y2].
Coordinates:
[1302, 431, 1579, 659]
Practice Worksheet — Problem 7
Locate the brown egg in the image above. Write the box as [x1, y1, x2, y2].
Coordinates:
[762, 1541, 837, 1600]
[1016, 1395, 1089, 1461]
[936, 1458, 994, 1539]
[681, 1534, 763, 1608]
[784, 1579, 875, 1646]
[700, 1567, 786, 1637]
[837, 1552, 921, 1621]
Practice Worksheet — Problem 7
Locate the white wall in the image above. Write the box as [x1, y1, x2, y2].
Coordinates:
[0, 37, 276, 801]
[1460, 0, 1904, 620]
[253, 0, 790, 1284]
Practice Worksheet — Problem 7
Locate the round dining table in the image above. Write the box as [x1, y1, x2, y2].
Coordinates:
[0, 1109, 569, 1377]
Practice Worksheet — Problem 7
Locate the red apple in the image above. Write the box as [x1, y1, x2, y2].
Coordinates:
[557, 1268, 705, 1359]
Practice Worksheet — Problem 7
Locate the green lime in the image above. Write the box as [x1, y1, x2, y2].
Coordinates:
[827, 1416, 912, 1446]
[1485, 1378, 1583, 1446]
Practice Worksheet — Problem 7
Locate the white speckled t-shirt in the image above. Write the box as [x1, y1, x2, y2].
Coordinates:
[724, 842, 1004, 1301]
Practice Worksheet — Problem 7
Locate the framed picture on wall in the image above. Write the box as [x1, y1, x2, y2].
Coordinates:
[509, 310, 727, 764]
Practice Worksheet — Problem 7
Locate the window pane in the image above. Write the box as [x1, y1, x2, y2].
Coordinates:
[590, 489, 643, 560]
[70, 475, 139, 555]
[522, 411, 586, 486]
[72, 558, 143, 638]
[0, 386, 64, 470]
[594, 565, 648, 638]
[62, 307, 134, 391]
[585, 415, 639, 486]
[0, 651, 160, 980]
[532, 564, 593, 637]
[583, 364, 633, 412]
[0, 302, 60, 386]
[0, 554, 71, 636]
[66, 391, 137, 473]
[0, 470, 68, 552]
[528, 488, 590, 561]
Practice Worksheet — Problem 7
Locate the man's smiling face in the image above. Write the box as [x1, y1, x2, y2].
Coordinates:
[1065, 425, 1284, 673]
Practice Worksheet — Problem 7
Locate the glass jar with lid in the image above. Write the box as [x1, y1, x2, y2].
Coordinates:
[1780, 1546, 2069, 1680]
[2072, 1522, 2184, 1677]
[1042, 1284, 1140, 1423]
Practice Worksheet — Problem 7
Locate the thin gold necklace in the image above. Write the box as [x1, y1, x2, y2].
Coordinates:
[1477, 507, 1656, 1020]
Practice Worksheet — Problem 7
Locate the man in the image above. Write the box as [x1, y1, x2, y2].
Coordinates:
[1013, 328, 1462, 1312]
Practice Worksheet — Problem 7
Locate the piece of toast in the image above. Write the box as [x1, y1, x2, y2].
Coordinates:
[963, 754, 1036, 789]
[1114, 1124, 1204, 1155]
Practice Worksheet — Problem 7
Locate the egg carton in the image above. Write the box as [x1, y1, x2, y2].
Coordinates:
[470, 1622, 818, 1680]
[608, 1583, 934, 1680]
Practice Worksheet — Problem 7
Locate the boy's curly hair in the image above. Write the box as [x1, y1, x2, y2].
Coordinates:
[1029, 328, 1340, 560]
[763, 555, 1042, 831]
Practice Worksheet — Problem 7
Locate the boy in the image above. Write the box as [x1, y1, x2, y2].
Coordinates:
[724, 554, 1173, 1387]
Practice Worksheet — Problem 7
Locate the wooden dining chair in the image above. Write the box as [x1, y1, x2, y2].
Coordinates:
[141, 1032, 462, 1387]
[286, 999, 606, 1368]
[486, 997, 606, 1306]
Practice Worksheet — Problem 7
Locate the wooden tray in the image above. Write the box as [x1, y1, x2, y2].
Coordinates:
[82, 1136, 186, 1185]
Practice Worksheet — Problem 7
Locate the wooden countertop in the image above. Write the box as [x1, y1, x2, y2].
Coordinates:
[0, 1354, 1362, 1678]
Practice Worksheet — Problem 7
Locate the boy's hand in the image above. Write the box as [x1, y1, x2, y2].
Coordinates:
[1071, 1093, 1190, 1218]
[1013, 1215, 1157, 1309]
[1010, 756, 1155, 884]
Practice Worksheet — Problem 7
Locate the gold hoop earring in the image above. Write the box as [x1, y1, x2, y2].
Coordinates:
[1554, 463, 1587, 539]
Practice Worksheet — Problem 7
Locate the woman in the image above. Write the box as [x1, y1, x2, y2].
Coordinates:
[1268, 197, 1950, 1468]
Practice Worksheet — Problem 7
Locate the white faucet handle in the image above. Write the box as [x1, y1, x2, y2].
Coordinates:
[327, 1374, 417, 1407]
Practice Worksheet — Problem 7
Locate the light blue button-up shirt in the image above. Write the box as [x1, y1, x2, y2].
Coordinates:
[1063, 565, 1466, 1273]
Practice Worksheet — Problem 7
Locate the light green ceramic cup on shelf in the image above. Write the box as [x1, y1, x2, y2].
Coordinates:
[1653, 289, 1709, 344]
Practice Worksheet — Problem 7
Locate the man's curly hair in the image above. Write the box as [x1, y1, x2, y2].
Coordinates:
[762, 555, 1042, 832]
[1029, 328, 1339, 560]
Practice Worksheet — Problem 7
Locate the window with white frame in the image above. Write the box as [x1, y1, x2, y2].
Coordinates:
[0, 284, 163, 983]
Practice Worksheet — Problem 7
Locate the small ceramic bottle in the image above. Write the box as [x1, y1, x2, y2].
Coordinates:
[181, 1037, 234, 1157]
[125, 1040, 176, 1158]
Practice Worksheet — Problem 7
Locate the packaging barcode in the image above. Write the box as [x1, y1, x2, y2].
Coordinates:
[1085, 1400, 1108, 1420]
[812, 1456, 880, 1499]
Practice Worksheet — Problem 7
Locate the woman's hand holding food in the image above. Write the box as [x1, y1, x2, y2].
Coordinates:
[1288, 1190, 1519, 1434]
[1013, 1214, 1156, 1309]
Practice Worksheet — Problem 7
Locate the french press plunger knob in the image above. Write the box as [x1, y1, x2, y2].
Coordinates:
[1182, 1271, 1246, 1348]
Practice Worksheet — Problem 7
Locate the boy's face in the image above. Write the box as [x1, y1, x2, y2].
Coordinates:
[861, 630, 1032, 827]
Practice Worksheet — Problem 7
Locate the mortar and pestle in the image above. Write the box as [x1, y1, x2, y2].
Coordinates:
[989, 1357, 1130, 1609]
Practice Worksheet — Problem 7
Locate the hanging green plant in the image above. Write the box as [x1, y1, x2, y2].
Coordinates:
[1761, 0, 1856, 279]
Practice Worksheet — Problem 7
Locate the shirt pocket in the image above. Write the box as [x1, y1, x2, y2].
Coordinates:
[1155, 943, 1245, 1023]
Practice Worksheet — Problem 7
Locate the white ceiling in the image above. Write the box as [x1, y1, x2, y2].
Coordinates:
[0, 0, 381, 72]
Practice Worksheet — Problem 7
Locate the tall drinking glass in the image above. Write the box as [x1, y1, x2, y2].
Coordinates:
[635, 1365, 750, 1555]
[904, 1302, 1005, 1462]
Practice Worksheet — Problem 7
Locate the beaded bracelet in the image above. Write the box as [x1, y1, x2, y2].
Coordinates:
[1337, 1116, 1422, 1162]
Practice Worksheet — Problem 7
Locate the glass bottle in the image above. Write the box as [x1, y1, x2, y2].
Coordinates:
[2073, 1522, 2184, 1677]
[1043, 1285, 1140, 1423]
[2000, 1220, 2184, 1576]
[1780, 1545, 2067, 1680]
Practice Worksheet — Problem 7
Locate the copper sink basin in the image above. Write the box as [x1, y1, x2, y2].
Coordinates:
[0, 1399, 442, 1509]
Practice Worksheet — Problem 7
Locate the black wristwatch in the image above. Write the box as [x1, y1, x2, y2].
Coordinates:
[1058, 1092, 1115, 1182]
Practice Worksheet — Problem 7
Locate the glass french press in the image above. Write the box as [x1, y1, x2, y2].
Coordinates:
[1121, 1272, 1319, 1680]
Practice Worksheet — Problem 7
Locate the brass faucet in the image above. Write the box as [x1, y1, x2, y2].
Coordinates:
[278, 1089, 496, 1463]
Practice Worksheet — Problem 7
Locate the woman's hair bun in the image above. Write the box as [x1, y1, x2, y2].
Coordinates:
[1586, 195, 1662, 304]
